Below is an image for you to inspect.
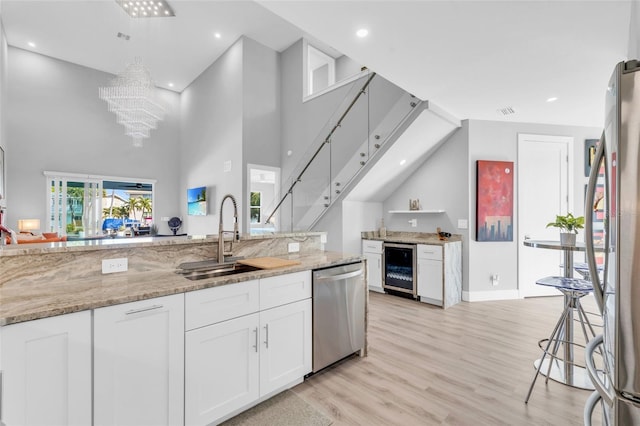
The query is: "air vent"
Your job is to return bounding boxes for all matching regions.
[497,106,516,116]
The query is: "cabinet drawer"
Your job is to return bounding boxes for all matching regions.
[417,244,443,261]
[185,280,260,330]
[362,239,383,254]
[260,271,311,310]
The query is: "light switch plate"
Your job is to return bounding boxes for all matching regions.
[102,258,128,274]
[457,219,468,229]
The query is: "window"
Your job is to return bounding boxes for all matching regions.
[250,191,261,224]
[306,44,335,96]
[46,172,155,238]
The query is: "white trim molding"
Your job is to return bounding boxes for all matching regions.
[463,289,522,302]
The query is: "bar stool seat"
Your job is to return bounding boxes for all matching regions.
[525,276,599,402]
[572,262,604,281]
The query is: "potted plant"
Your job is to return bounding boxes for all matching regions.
[546,213,585,245]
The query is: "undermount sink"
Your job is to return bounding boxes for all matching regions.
[175,261,261,281]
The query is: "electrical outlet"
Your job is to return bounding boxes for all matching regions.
[102,258,128,274]
[408,218,417,227]
[491,273,500,286]
[458,219,468,229]
[320,234,327,244]
[288,242,300,253]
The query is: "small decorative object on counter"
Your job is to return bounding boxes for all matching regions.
[379,218,387,237]
[546,213,584,246]
[409,199,421,210]
[437,227,451,241]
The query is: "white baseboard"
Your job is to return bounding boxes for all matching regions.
[462,289,522,302]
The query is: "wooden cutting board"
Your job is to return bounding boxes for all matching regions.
[237,257,301,270]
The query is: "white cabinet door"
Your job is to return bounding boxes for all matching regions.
[94,294,184,426]
[259,299,312,396]
[185,313,259,426]
[364,252,383,292]
[362,240,383,292]
[417,257,444,305]
[1,311,92,426]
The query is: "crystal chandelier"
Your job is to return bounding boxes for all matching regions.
[99,57,165,147]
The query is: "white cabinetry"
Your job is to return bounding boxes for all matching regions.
[417,242,462,308]
[417,244,444,305]
[0,311,92,426]
[185,312,260,425]
[362,239,383,292]
[94,293,185,426]
[259,299,312,396]
[185,271,312,426]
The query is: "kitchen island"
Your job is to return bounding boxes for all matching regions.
[0,232,365,426]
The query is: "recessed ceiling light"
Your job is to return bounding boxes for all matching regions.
[356,28,369,38]
[399,159,407,166]
[546,97,558,103]
[214,32,221,39]
[27,41,36,48]
[168,82,174,88]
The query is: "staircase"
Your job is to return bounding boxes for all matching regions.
[265,72,460,233]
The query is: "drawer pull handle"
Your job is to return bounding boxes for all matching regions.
[125,304,164,315]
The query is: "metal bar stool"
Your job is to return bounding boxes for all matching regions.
[572,262,604,281]
[525,276,599,403]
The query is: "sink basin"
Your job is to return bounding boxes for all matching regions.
[176,262,261,281]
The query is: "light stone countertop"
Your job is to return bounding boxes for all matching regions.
[0,250,361,326]
[0,232,325,257]
[361,231,463,246]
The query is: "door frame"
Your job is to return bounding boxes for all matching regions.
[517,133,574,298]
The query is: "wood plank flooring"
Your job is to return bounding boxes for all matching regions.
[293,292,603,425]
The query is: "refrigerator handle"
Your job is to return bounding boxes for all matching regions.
[585,131,607,314]
[585,334,614,406]
[583,390,602,426]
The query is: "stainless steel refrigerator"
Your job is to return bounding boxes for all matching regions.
[584,59,640,425]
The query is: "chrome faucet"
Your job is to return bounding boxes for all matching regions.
[218,194,240,263]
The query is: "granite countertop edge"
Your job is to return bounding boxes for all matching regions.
[0,251,361,326]
[0,232,325,257]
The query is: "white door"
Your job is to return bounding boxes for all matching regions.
[259,299,312,396]
[185,313,260,426]
[94,294,185,426]
[1,311,92,426]
[518,134,572,297]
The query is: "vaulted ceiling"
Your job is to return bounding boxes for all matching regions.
[1,0,632,127]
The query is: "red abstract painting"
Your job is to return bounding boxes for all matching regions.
[476,160,514,241]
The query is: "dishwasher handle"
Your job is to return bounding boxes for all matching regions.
[314,269,363,283]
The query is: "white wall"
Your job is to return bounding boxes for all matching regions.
[466,119,600,298]
[342,200,383,255]
[242,37,281,231]
[180,39,244,236]
[628,0,640,60]
[5,47,181,233]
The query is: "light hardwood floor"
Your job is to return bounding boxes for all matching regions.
[293,291,603,425]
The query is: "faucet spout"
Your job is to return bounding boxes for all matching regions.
[218,194,239,263]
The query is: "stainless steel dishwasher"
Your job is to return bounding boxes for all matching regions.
[312,261,365,373]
